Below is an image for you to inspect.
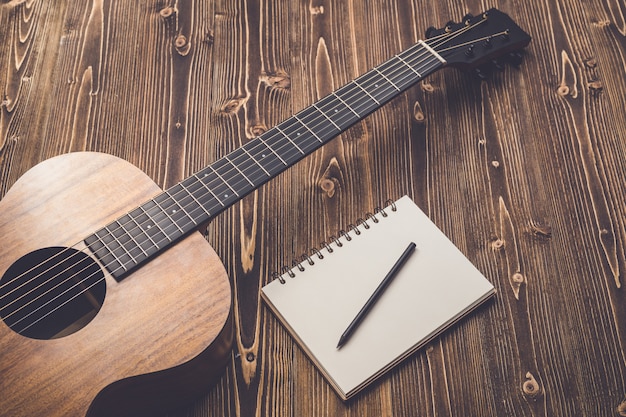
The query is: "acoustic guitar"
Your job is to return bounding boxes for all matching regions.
[0,9,530,417]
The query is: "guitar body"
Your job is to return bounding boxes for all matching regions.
[0,152,232,417]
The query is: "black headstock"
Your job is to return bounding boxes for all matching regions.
[425,9,531,77]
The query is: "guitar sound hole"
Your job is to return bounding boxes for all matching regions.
[0,247,106,340]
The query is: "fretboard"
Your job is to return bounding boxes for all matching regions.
[85,40,446,280]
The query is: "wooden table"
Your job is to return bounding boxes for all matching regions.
[1,0,625,416]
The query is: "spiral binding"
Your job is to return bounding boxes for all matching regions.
[273,199,398,284]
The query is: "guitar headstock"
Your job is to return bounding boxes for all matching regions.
[426,9,531,77]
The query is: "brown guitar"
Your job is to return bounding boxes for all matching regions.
[0,10,530,417]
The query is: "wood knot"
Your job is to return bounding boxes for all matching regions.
[512,272,525,284]
[617,400,626,416]
[530,220,552,240]
[220,97,247,114]
[413,101,425,123]
[491,160,500,168]
[319,178,336,197]
[421,80,434,93]
[174,35,191,56]
[491,238,505,251]
[249,124,267,136]
[557,85,570,96]
[159,6,175,18]
[587,79,603,92]
[584,58,597,68]
[522,372,542,399]
[261,72,291,90]
[309,5,324,15]
[205,30,214,45]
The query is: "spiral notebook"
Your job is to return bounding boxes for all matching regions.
[261,195,495,400]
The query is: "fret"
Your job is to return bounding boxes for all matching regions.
[312,103,341,131]
[195,170,225,207]
[180,176,213,216]
[141,199,176,242]
[318,94,358,131]
[274,124,305,155]
[84,232,121,276]
[208,164,240,198]
[109,218,149,260]
[294,105,336,143]
[243,139,283,175]
[352,79,380,105]
[354,69,398,105]
[86,226,132,276]
[240,145,270,177]
[331,91,360,118]
[224,154,256,186]
[293,114,323,143]
[373,67,400,91]
[153,192,187,234]
[122,210,160,256]
[165,185,204,225]
[395,54,422,77]
[257,134,288,166]
[179,181,211,218]
[100,226,134,267]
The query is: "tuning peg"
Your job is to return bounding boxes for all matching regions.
[445,20,456,31]
[508,51,524,66]
[474,68,488,80]
[491,59,505,71]
[425,26,437,38]
[462,13,474,21]
[465,44,475,57]
[483,36,493,49]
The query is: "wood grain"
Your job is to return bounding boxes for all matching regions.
[1,0,625,416]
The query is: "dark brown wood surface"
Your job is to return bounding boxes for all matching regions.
[1,0,625,416]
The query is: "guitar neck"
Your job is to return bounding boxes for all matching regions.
[85,41,446,280]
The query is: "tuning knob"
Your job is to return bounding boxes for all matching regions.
[508,51,524,66]
[491,59,504,71]
[462,13,474,22]
[465,44,475,57]
[474,68,488,80]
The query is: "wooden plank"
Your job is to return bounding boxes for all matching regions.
[1,0,625,416]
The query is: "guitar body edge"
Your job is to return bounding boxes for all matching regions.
[0,152,233,417]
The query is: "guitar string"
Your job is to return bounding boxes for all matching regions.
[1,19,487,330]
[0,26,461,302]
[1,17,497,332]
[0,18,486,326]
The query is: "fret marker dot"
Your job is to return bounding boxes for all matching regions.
[224,194,229,198]
[172,209,177,214]
[147,225,152,229]
[262,153,266,158]
[334,109,338,113]
[375,84,379,87]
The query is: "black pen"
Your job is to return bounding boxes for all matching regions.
[337,241,417,349]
